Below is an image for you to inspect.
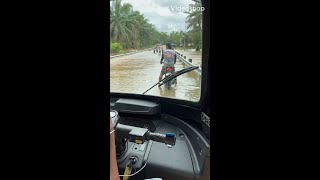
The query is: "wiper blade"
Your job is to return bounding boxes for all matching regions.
[161,66,199,84]
[142,66,199,95]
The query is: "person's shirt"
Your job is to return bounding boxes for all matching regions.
[161,49,176,66]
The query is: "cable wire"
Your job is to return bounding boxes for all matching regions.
[110,129,115,135]
[119,161,148,177]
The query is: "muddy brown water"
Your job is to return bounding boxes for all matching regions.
[110,50,201,102]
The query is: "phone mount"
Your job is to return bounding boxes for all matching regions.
[110,110,120,129]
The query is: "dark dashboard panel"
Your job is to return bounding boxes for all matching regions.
[146,141,194,180]
[116,115,209,180]
[113,98,160,115]
[117,118,195,180]
[118,117,157,132]
[111,98,210,180]
[145,122,195,180]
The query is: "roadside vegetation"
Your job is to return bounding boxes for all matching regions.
[110,0,202,55]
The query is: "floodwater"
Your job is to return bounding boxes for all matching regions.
[175,49,202,66]
[110,50,201,102]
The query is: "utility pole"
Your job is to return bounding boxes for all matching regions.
[184,20,186,51]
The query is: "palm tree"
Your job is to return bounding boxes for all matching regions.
[185,0,202,30]
[131,11,154,48]
[110,0,140,48]
[184,0,203,51]
[110,0,173,49]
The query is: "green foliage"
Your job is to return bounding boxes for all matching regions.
[169,31,182,46]
[185,0,203,51]
[110,0,139,48]
[110,0,202,51]
[110,42,123,53]
[188,29,201,51]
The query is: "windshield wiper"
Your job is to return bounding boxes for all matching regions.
[142,66,199,95]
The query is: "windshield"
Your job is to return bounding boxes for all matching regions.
[110,0,204,102]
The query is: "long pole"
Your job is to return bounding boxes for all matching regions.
[184,20,186,51]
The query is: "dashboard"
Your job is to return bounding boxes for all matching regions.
[110,98,210,180]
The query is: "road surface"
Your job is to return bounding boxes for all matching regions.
[110,50,201,102]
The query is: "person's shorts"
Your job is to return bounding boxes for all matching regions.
[161,66,175,74]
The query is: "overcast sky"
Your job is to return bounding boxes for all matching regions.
[110,0,194,33]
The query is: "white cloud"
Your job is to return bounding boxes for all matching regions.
[116,0,196,32]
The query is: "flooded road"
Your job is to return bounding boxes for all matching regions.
[110,50,201,101]
[175,49,202,66]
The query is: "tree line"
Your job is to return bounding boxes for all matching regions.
[110,0,202,52]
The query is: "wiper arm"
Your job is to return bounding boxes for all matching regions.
[142,66,199,95]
